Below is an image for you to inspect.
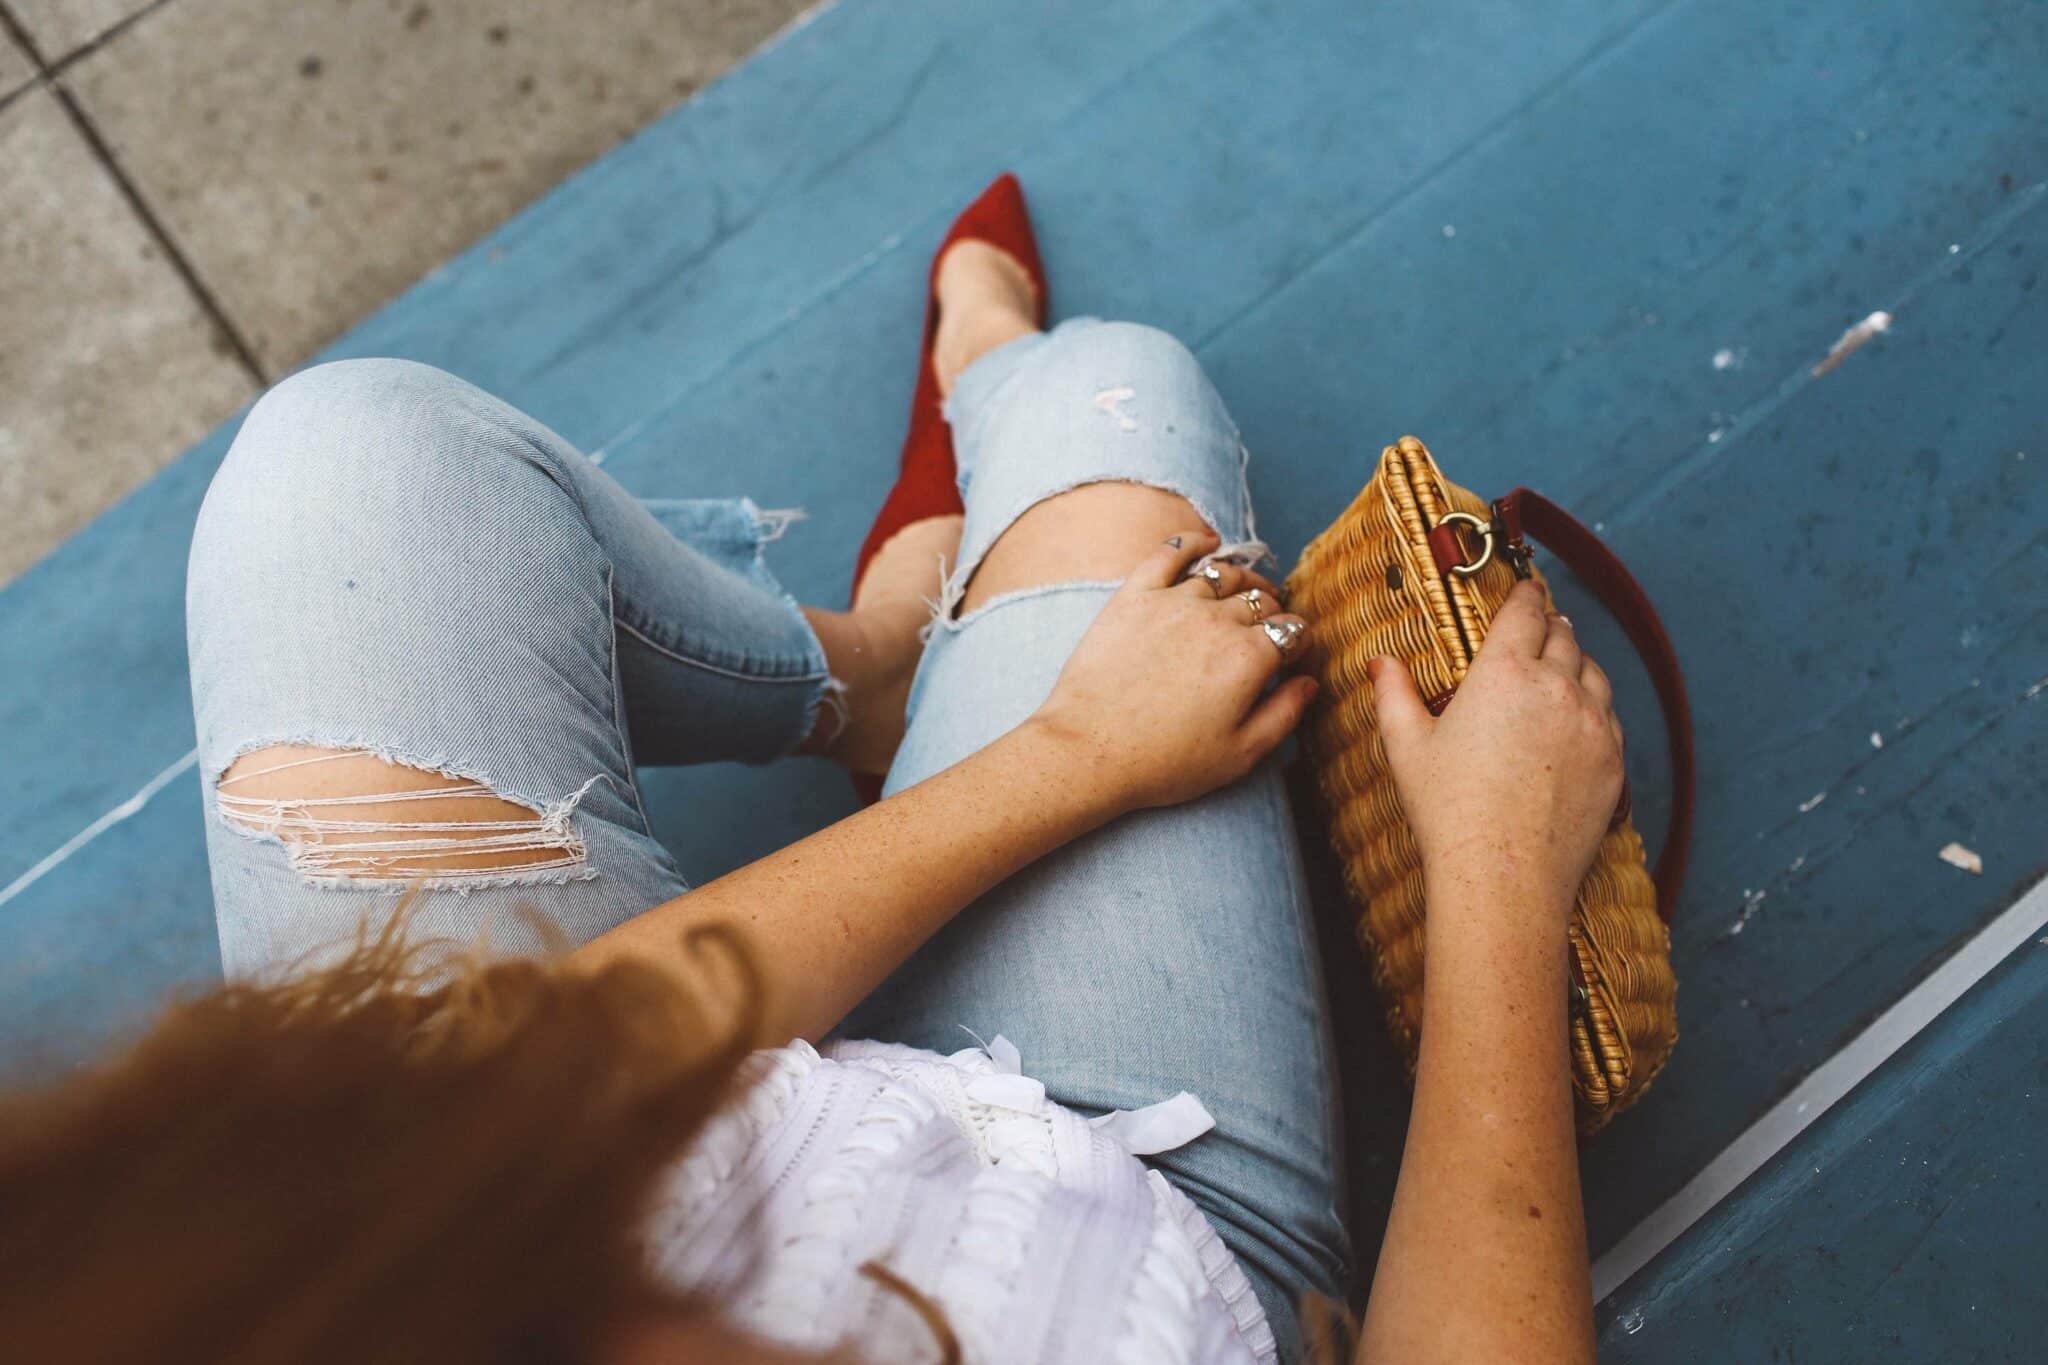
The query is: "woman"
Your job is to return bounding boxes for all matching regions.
[0,177,1618,1363]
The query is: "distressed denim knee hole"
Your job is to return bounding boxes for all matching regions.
[935,318,1268,630]
[215,744,597,888]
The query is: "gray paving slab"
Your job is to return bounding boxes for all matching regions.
[64,0,819,372]
[7,0,157,62]
[0,89,256,582]
[1,24,36,95]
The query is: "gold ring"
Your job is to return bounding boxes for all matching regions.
[1195,562,1227,598]
[1238,589,1268,623]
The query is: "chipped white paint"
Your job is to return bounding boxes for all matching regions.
[1798,790,1827,813]
[1938,842,1984,875]
[1811,310,1893,376]
[1711,347,1744,371]
[1726,887,1767,937]
[1869,730,1884,749]
[1441,224,1457,239]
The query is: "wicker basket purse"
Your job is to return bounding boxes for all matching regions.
[1286,437,1694,1133]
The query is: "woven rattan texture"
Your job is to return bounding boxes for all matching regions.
[1287,437,1677,1133]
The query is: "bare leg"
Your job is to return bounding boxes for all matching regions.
[959,481,1215,611]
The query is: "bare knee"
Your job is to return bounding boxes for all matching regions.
[956,481,1212,613]
[215,744,588,883]
[951,321,1249,613]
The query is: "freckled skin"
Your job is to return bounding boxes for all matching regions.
[1358,584,1613,1365]
[575,529,1312,1049]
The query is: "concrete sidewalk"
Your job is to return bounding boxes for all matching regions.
[0,0,815,584]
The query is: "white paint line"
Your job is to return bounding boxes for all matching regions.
[1594,872,2048,1302]
[0,749,199,911]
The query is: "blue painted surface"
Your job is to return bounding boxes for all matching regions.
[1,0,2043,1308]
[1600,928,2048,1363]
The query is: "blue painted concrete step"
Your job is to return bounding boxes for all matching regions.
[1601,921,2048,1362]
[2,0,2043,1298]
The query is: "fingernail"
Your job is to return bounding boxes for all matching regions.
[1556,613,1573,628]
[1365,656,1383,681]
[1304,678,1321,700]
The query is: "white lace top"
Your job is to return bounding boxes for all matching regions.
[644,1035,1276,1364]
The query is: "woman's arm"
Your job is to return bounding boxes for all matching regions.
[1356,581,1621,1365]
[574,717,1111,1046]
[573,530,1316,1049]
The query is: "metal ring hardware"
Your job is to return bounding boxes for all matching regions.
[1436,511,1495,577]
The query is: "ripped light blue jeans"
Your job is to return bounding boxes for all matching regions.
[187,318,1348,1348]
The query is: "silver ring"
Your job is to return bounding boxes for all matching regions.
[1238,588,1268,623]
[1194,562,1227,599]
[1261,619,1305,658]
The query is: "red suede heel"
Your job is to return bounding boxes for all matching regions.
[850,173,1049,601]
[846,174,1048,807]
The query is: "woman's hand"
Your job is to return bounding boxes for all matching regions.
[1027,529,1317,812]
[1368,579,1624,918]
[583,535,1310,1045]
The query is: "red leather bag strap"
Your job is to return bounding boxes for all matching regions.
[1496,489,1694,923]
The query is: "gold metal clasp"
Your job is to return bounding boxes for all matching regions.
[1437,511,1495,577]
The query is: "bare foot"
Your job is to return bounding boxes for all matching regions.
[802,513,962,776]
[931,239,1039,397]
